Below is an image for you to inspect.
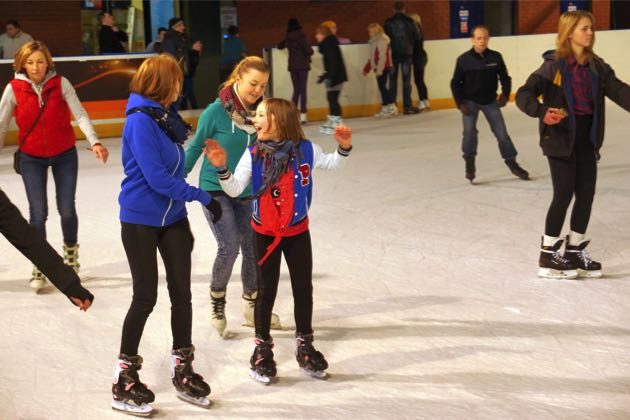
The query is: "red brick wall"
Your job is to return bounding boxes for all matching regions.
[0,2,82,57]
[235,0,449,56]
[592,1,611,30]
[517,0,610,35]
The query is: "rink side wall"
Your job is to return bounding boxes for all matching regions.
[1,30,629,145]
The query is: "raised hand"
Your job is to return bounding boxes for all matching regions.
[204,139,227,167]
[334,125,352,149]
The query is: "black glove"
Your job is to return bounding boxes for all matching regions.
[497,94,508,108]
[65,282,94,306]
[205,198,222,223]
[317,74,327,84]
[459,103,472,116]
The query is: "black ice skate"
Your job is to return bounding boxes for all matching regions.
[249,337,277,384]
[538,238,578,279]
[171,346,211,408]
[564,237,602,278]
[505,159,530,180]
[465,157,476,183]
[295,333,329,379]
[111,354,155,416]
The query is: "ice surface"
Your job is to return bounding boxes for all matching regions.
[1,104,630,419]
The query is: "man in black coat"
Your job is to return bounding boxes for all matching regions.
[98,11,128,54]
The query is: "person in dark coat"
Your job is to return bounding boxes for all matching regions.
[315,24,347,134]
[98,11,127,54]
[278,18,314,124]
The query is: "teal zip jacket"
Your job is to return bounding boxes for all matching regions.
[184,98,253,198]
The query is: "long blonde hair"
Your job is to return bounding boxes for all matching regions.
[555,10,595,60]
[220,56,269,91]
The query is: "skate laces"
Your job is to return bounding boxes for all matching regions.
[211,297,225,319]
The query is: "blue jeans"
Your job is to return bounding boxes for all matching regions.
[389,56,413,109]
[202,194,257,294]
[461,100,518,160]
[20,146,78,244]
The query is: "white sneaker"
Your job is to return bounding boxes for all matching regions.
[386,103,399,116]
[300,113,308,124]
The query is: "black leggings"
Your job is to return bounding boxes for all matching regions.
[120,218,194,356]
[545,115,597,237]
[254,230,313,341]
[413,58,428,101]
[327,90,342,117]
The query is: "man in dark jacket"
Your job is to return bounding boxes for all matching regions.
[450,25,529,183]
[98,11,127,54]
[161,17,202,110]
[384,1,420,114]
[0,189,93,308]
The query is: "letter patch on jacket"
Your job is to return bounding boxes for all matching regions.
[298,163,311,186]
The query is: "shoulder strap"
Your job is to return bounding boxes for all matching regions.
[18,90,50,150]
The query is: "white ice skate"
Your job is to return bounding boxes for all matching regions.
[249,368,274,385]
[210,290,227,337]
[176,390,212,408]
[111,399,154,417]
[242,292,282,329]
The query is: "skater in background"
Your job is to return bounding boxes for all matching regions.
[0,41,109,290]
[450,25,529,183]
[112,54,219,415]
[363,23,396,118]
[277,18,314,125]
[205,98,353,383]
[409,12,430,112]
[185,56,282,338]
[0,188,93,309]
[516,10,630,279]
[219,25,247,83]
[315,23,348,134]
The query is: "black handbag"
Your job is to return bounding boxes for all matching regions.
[14,94,49,175]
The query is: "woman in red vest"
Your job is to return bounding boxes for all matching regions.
[0,41,108,290]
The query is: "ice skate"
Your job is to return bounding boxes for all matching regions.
[210,290,227,337]
[564,237,602,278]
[538,238,578,279]
[465,157,476,183]
[249,337,277,384]
[373,106,389,118]
[63,243,80,273]
[242,291,282,330]
[171,346,211,408]
[505,159,530,180]
[300,112,308,125]
[319,115,335,134]
[295,333,328,380]
[111,354,155,416]
[29,265,48,291]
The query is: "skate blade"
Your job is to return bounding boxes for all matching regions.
[300,367,328,380]
[111,400,154,417]
[176,391,212,408]
[578,269,602,278]
[249,369,274,385]
[538,268,579,279]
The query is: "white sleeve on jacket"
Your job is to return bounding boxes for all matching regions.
[0,83,16,149]
[61,77,100,146]
[219,149,253,197]
[312,142,348,170]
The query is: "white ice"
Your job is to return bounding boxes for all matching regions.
[1,103,630,419]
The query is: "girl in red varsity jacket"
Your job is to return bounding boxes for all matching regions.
[206,98,352,382]
[0,41,108,289]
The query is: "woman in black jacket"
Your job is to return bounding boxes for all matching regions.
[315,24,348,134]
[278,18,314,124]
[516,10,630,280]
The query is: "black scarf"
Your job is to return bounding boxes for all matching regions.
[126,105,192,144]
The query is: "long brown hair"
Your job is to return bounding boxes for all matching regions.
[13,41,55,74]
[263,98,304,143]
[220,56,269,91]
[555,10,596,60]
[130,54,182,107]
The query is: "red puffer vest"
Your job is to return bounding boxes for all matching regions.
[11,74,76,158]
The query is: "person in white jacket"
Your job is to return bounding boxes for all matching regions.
[363,23,396,118]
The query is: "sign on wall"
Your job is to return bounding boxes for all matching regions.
[450,1,484,39]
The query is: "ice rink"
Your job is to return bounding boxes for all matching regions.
[1,103,630,419]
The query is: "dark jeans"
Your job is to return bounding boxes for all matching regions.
[201,195,257,293]
[461,100,518,161]
[254,231,313,341]
[0,189,81,291]
[390,56,413,109]
[413,56,428,101]
[176,76,198,110]
[20,146,78,244]
[376,68,394,106]
[326,90,342,117]
[545,115,597,237]
[119,218,194,356]
[290,70,309,112]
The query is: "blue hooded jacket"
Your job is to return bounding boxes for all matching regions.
[119,93,211,226]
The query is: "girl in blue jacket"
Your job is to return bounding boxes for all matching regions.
[112,55,221,415]
[206,98,352,383]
